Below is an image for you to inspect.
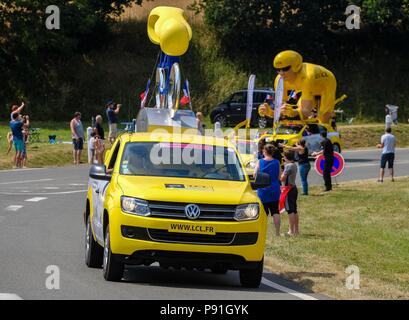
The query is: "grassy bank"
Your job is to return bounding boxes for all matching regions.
[339,123,409,150]
[264,177,409,299]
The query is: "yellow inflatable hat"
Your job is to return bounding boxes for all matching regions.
[148,6,192,56]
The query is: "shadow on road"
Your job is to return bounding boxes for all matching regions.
[345,158,375,163]
[120,265,319,296]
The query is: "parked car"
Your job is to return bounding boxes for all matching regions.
[210,88,274,128]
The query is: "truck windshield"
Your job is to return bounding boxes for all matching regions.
[120,142,246,181]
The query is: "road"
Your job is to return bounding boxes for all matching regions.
[0,148,408,300]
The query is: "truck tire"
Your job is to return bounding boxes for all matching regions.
[85,216,103,268]
[239,258,264,288]
[103,224,124,281]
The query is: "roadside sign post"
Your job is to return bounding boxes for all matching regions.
[314,152,345,178]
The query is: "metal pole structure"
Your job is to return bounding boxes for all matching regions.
[86,126,93,164]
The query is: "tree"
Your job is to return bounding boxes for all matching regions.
[189,0,351,49]
[359,0,409,31]
[190,0,281,47]
[0,0,143,117]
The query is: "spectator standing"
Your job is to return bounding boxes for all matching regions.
[280,151,299,236]
[9,113,28,168]
[94,135,105,164]
[255,144,282,237]
[94,115,105,164]
[94,115,105,140]
[10,102,25,120]
[70,112,85,165]
[282,139,310,195]
[377,127,396,182]
[257,138,266,160]
[196,112,205,135]
[89,132,96,164]
[385,108,392,131]
[312,131,334,192]
[106,101,121,144]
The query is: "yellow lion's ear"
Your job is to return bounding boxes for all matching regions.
[147,6,192,56]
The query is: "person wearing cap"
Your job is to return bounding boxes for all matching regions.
[259,50,337,124]
[105,101,121,144]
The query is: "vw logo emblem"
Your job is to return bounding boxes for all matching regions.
[185,204,200,220]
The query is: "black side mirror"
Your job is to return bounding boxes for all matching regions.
[89,164,111,181]
[251,172,270,190]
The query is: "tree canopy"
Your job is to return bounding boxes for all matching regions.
[0,0,143,115]
[190,0,409,48]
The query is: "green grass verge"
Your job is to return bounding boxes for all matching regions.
[339,123,409,149]
[264,177,409,299]
[0,121,96,169]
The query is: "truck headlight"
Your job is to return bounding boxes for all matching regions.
[234,203,259,221]
[121,196,151,216]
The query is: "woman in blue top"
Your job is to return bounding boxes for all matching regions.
[255,144,282,236]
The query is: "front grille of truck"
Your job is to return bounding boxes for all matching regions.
[148,201,237,221]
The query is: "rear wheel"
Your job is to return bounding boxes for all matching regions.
[85,216,103,268]
[239,258,264,288]
[102,224,124,281]
[214,114,228,127]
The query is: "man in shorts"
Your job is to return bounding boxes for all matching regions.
[377,127,396,182]
[70,112,85,165]
[106,101,121,144]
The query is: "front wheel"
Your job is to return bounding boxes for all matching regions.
[103,224,124,281]
[239,258,264,288]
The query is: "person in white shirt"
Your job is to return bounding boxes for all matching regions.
[377,127,396,182]
[385,108,392,131]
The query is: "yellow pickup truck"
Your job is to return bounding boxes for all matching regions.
[84,132,270,287]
